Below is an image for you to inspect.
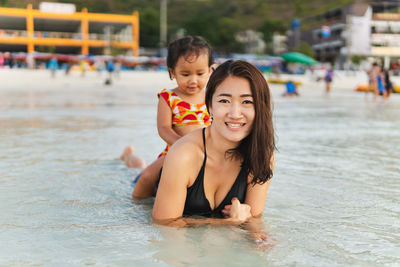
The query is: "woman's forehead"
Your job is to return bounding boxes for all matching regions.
[214,76,252,96]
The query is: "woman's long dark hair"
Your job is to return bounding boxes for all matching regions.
[205,60,275,185]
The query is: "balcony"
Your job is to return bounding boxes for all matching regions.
[0,29,27,38]
[371,33,400,47]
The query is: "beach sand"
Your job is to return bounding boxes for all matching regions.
[0,67,388,93]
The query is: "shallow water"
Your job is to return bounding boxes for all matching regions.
[1,70,399,266]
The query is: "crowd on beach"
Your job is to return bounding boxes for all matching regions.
[366,63,394,101]
[0,52,165,71]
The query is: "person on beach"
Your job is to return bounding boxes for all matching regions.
[152,60,275,230]
[120,36,214,198]
[80,59,88,77]
[324,66,333,94]
[376,65,387,100]
[282,81,299,97]
[105,59,115,85]
[383,68,393,100]
[367,63,379,99]
[48,56,58,78]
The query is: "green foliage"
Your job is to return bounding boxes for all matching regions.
[4,0,360,53]
[258,19,287,43]
[293,0,305,17]
[351,55,365,65]
[140,7,159,47]
[184,13,241,54]
[292,41,314,58]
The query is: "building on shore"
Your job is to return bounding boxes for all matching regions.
[0,3,139,56]
[287,1,400,69]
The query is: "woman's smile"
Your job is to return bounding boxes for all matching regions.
[225,122,246,130]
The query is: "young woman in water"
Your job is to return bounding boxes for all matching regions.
[152,60,276,228]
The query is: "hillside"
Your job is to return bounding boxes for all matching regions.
[2,0,360,52]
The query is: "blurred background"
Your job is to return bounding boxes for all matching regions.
[1,0,400,75]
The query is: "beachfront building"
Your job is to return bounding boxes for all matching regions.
[272,34,288,55]
[287,1,400,69]
[0,2,139,56]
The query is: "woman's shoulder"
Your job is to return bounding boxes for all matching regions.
[162,129,205,185]
[167,129,204,163]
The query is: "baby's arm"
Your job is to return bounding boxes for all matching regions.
[157,97,181,146]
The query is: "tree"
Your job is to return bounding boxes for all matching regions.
[258,19,287,44]
[292,41,314,58]
[139,7,160,48]
[350,55,365,66]
[184,13,241,54]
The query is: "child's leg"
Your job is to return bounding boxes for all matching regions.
[132,156,165,198]
[120,146,147,168]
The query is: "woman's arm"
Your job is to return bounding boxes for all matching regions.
[244,180,272,217]
[157,97,181,146]
[154,216,244,228]
[245,154,275,216]
[242,217,276,248]
[152,136,253,227]
[152,141,191,220]
[154,198,252,228]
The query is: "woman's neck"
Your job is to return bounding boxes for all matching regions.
[206,126,240,158]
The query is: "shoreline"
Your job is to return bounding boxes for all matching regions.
[1,68,399,93]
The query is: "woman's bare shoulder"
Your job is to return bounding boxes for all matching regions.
[166,128,204,164]
[161,128,205,186]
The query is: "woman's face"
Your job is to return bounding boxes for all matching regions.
[209,75,255,144]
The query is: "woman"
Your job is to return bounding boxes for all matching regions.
[152,60,275,227]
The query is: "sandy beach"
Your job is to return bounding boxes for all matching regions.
[1,67,399,93]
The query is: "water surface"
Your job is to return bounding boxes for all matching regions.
[0,70,399,266]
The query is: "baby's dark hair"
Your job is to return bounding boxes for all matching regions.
[167,36,214,77]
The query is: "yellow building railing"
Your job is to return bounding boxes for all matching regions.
[0,4,139,56]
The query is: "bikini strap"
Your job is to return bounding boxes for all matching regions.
[202,127,207,157]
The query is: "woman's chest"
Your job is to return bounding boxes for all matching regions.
[203,161,242,209]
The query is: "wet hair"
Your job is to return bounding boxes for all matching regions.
[205,60,275,185]
[167,36,214,79]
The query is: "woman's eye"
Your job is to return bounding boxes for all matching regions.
[243,100,253,104]
[218,99,229,103]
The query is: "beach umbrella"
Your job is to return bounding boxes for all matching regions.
[281,52,317,65]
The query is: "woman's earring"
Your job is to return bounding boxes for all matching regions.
[210,113,213,120]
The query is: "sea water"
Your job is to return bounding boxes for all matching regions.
[0,69,399,266]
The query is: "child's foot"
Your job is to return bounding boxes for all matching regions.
[120,146,147,168]
[120,146,135,162]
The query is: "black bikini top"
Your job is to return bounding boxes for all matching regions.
[183,128,248,218]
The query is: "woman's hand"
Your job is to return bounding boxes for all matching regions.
[251,231,276,249]
[222,197,252,223]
